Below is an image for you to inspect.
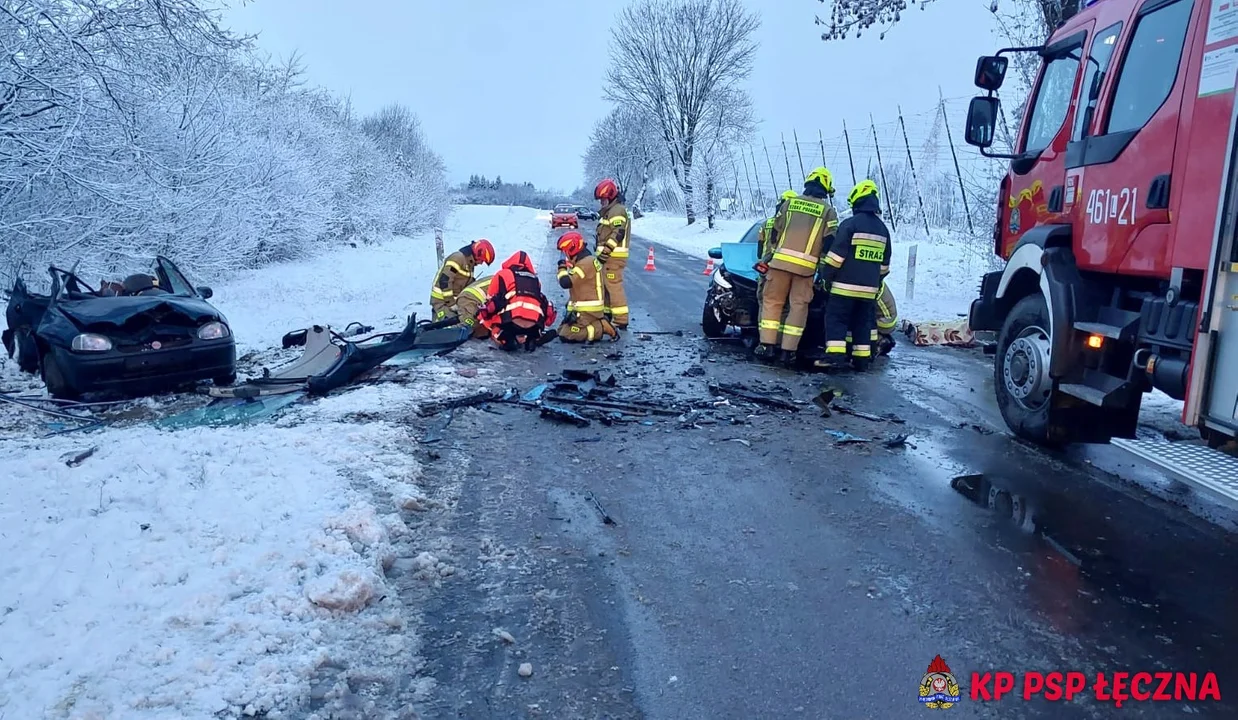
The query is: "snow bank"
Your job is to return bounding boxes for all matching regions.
[635,211,994,323]
[210,204,550,353]
[0,415,407,717]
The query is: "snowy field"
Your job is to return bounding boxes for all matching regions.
[0,204,550,720]
[635,211,995,322]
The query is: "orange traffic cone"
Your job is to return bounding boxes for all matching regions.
[702,257,715,275]
[644,246,656,271]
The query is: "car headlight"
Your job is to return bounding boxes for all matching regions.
[71,333,113,352]
[198,321,230,340]
[711,268,732,289]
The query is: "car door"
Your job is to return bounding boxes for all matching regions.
[1002,26,1090,256]
[1067,0,1195,274]
[156,256,196,296]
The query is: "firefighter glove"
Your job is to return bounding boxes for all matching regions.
[565,311,579,324]
[482,299,498,317]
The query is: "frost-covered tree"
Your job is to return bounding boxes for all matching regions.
[581,107,666,214]
[606,0,760,224]
[0,0,449,283]
[815,0,1065,42]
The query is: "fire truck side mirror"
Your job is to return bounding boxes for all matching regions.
[965,96,1000,149]
[975,55,1009,91]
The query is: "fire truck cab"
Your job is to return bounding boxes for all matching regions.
[964,0,1238,503]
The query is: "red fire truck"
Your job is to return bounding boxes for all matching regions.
[964,0,1238,502]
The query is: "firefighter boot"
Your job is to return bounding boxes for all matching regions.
[534,329,559,347]
[814,354,850,372]
[877,334,896,357]
[851,355,872,372]
[753,343,777,363]
[780,349,798,368]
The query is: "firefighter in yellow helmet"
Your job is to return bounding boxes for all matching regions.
[753,168,840,367]
[815,180,891,372]
[594,178,632,329]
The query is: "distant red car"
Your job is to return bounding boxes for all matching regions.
[550,205,578,229]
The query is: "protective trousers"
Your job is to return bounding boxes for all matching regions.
[430,298,456,322]
[824,295,876,366]
[454,296,490,338]
[758,268,814,351]
[601,256,629,328]
[558,312,616,343]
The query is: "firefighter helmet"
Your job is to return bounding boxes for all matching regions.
[557,231,586,257]
[848,180,880,207]
[594,178,619,202]
[805,167,835,195]
[471,238,496,265]
[544,299,557,327]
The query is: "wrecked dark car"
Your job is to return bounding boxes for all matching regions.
[3,256,236,399]
[701,220,826,361]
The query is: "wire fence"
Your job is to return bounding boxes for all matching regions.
[648,95,1017,258]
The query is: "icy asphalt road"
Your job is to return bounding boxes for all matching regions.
[407,224,1238,719]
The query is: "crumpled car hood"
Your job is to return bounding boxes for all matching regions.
[54,296,223,329]
[720,242,759,283]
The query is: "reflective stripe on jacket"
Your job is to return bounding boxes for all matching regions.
[821,195,890,300]
[490,268,545,324]
[558,250,605,313]
[767,194,840,277]
[431,248,476,302]
[597,201,632,259]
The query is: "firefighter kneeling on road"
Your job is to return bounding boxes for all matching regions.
[754,168,840,367]
[480,251,557,351]
[455,275,494,339]
[815,180,892,372]
[430,238,496,321]
[594,178,631,329]
[555,231,619,343]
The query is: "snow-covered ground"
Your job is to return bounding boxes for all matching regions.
[0,204,550,720]
[635,211,995,323]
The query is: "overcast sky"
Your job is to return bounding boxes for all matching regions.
[222,1,1002,192]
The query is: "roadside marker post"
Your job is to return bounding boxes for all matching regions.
[907,244,917,302]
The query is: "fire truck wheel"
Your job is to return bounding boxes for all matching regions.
[995,294,1056,444]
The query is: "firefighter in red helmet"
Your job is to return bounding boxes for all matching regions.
[555,231,618,342]
[481,251,557,351]
[593,178,632,329]
[430,238,495,321]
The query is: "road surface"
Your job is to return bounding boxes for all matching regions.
[405,222,1238,719]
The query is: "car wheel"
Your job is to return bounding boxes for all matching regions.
[213,372,237,387]
[994,294,1057,445]
[41,349,81,401]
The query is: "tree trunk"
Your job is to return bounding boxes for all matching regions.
[680,160,695,225]
[706,175,715,229]
[633,159,654,216]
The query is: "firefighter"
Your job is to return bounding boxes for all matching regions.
[455,275,494,339]
[815,180,891,372]
[483,251,558,351]
[593,178,631,329]
[754,189,800,330]
[754,168,840,367]
[555,231,619,343]
[875,279,898,356]
[430,238,496,320]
